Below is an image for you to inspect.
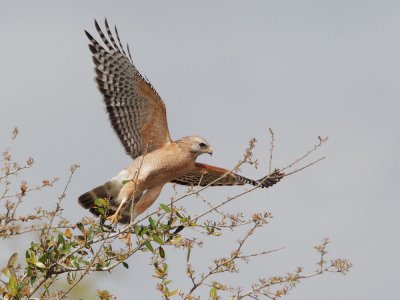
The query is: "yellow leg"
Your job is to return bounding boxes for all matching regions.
[106,196,128,224]
[107,180,138,224]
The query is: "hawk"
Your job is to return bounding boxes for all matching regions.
[79,19,284,224]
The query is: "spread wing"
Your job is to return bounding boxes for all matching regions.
[172,163,284,188]
[85,19,172,159]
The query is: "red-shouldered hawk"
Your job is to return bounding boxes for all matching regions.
[79,19,284,224]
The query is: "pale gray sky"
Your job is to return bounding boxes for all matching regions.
[1,1,399,299]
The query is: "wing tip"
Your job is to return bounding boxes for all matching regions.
[84,29,94,41]
[258,169,285,188]
[94,18,101,32]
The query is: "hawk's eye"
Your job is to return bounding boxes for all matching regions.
[199,142,207,148]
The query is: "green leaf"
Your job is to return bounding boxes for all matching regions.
[73,260,80,268]
[140,226,148,237]
[94,198,108,207]
[58,233,65,245]
[144,241,154,253]
[60,242,72,254]
[7,253,18,269]
[149,217,156,229]
[86,227,94,240]
[35,261,46,269]
[134,225,141,236]
[174,225,185,234]
[162,263,168,272]
[152,235,164,245]
[75,235,86,243]
[210,287,218,299]
[122,262,129,269]
[8,274,18,296]
[7,253,18,279]
[159,246,165,259]
[168,290,179,297]
[160,203,171,213]
[26,258,36,265]
[38,254,48,263]
[186,247,191,262]
[164,279,172,285]
[76,222,84,232]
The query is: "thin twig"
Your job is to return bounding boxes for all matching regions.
[284,156,325,177]
[268,128,275,174]
[281,137,327,172]
[44,165,78,239]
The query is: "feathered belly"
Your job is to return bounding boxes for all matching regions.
[128,152,195,190]
[144,162,193,188]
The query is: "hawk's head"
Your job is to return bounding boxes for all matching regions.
[177,136,213,157]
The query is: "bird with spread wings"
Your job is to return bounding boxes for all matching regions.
[79,19,284,224]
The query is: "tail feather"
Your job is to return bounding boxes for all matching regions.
[78,180,122,210]
[78,180,136,224]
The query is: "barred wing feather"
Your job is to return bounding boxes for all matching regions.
[85,19,171,159]
[172,163,284,188]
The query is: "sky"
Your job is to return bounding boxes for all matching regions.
[1,1,399,299]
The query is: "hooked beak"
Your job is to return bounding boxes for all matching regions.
[206,147,213,156]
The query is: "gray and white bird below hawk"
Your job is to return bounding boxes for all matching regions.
[79,19,284,224]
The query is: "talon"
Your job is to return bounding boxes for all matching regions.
[106,213,120,224]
